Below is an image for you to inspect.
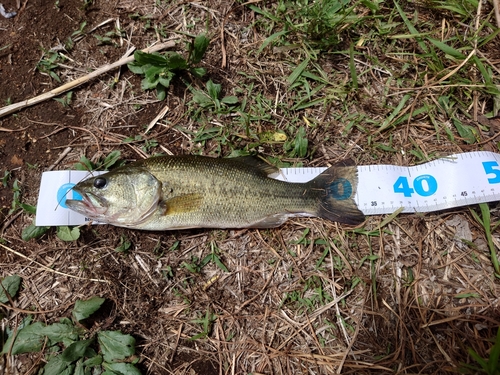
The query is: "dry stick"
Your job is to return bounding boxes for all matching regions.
[145,105,169,133]
[494,0,500,28]
[0,40,177,119]
[47,146,72,171]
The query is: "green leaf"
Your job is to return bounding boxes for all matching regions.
[98,331,136,363]
[43,355,75,374]
[133,51,167,66]
[49,71,62,83]
[453,118,476,144]
[83,354,103,367]
[488,328,500,373]
[454,292,480,298]
[57,226,81,241]
[1,322,46,355]
[192,91,212,107]
[213,256,229,272]
[102,362,142,375]
[158,71,174,88]
[206,80,221,100]
[472,56,493,85]
[221,96,238,105]
[144,65,164,81]
[247,4,281,22]
[39,322,80,345]
[0,275,21,303]
[61,338,94,362]
[22,223,50,241]
[190,67,206,78]
[360,0,380,12]
[74,359,85,375]
[141,78,157,91]
[378,94,411,132]
[103,151,122,169]
[468,347,490,370]
[73,296,105,322]
[156,84,167,101]
[18,202,36,214]
[166,53,188,70]
[190,34,210,64]
[127,62,146,74]
[394,0,428,53]
[74,155,95,171]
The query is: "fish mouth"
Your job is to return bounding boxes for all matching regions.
[66,192,108,218]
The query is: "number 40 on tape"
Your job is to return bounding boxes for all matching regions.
[392,161,500,198]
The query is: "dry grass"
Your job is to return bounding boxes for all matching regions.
[1,0,500,374]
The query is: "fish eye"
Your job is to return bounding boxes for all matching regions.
[93,177,107,189]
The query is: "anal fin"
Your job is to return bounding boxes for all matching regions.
[249,213,292,228]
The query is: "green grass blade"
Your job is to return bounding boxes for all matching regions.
[257,30,289,54]
[468,347,490,371]
[247,4,281,22]
[472,56,493,85]
[488,327,500,373]
[479,203,500,277]
[394,1,428,53]
[379,207,404,228]
[427,38,466,59]
[378,94,411,132]
[287,58,310,85]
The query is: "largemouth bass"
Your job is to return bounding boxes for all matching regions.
[66,155,365,230]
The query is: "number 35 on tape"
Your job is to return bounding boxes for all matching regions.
[354,151,500,215]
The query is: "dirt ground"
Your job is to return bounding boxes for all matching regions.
[1,0,500,374]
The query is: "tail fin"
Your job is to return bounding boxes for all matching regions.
[309,159,365,225]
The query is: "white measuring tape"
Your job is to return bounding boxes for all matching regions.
[36,151,500,226]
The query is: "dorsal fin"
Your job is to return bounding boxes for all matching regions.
[230,156,279,176]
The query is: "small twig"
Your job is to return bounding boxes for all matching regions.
[169,323,183,364]
[0,301,73,315]
[0,125,29,132]
[145,105,169,133]
[0,40,177,119]
[47,146,72,171]
[0,211,22,235]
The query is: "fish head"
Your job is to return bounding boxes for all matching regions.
[66,167,162,226]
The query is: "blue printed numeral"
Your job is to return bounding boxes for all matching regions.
[482,161,500,184]
[393,175,438,197]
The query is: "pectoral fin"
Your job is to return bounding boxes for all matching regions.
[159,194,204,215]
